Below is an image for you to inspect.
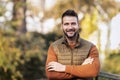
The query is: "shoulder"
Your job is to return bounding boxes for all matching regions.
[81,38,94,46]
[51,37,64,47]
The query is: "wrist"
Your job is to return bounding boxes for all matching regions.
[63,65,66,72]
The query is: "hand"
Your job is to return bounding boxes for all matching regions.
[47,61,66,72]
[82,57,94,65]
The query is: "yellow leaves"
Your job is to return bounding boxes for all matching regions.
[80,9,98,39]
[0,4,6,16]
[103,52,120,74]
[0,34,21,68]
[0,31,24,79]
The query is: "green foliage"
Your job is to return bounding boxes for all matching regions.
[0,30,45,79]
[44,32,62,50]
[0,28,62,79]
[0,30,22,80]
[0,4,6,16]
[103,50,120,74]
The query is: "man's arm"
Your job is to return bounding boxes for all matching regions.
[65,45,100,77]
[47,45,100,78]
[46,45,74,79]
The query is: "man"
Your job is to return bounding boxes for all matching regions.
[46,9,100,80]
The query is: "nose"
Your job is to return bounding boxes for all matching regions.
[68,24,73,29]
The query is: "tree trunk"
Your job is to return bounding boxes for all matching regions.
[12,0,27,35]
[40,0,45,33]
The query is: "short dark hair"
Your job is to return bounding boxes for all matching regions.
[61,9,78,23]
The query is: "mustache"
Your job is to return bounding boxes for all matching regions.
[66,29,75,32]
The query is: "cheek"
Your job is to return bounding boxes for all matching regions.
[62,26,67,31]
[75,26,79,30]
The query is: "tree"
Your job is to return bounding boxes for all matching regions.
[12,0,27,35]
[40,0,45,33]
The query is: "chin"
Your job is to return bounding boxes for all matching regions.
[67,35,75,38]
[67,34,74,37]
[68,35,74,38]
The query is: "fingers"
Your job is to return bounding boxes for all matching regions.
[47,65,55,71]
[87,57,94,64]
[47,64,54,71]
[82,57,94,65]
[47,61,56,71]
[46,61,65,72]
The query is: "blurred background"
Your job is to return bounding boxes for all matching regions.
[0,0,120,80]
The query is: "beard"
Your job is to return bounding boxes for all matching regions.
[63,28,79,40]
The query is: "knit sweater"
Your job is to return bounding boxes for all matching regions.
[46,37,100,80]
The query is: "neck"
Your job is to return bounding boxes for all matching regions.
[66,34,79,47]
[66,37,77,44]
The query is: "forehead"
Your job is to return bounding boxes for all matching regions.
[62,16,78,23]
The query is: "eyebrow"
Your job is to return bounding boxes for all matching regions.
[63,22,76,24]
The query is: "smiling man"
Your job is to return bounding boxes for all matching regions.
[46,9,100,80]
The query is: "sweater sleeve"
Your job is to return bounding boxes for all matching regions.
[65,45,100,78]
[46,45,74,79]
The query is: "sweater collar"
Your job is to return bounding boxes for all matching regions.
[61,34,81,48]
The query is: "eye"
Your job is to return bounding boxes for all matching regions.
[71,22,76,25]
[64,23,69,26]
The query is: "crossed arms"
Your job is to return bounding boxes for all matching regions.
[46,45,100,79]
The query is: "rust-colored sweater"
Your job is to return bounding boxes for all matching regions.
[46,45,100,80]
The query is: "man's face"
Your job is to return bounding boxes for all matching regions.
[62,16,79,38]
